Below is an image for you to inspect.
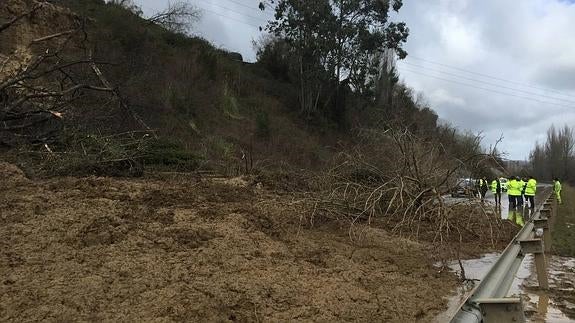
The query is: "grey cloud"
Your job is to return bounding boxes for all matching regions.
[532,64,575,91]
[398,0,575,159]
[136,0,267,61]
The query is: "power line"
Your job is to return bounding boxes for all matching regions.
[217,0,276,20]
[195,5,263,28]
[194,0,271,24]
[398,67,574,109]
[406,56,575,99]
[398,61,575,105]
[136,2,264,29]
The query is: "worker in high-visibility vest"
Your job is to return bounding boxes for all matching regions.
[507,176,521,209]
[524,176,537,209]
[491,178,501,205]
[553,178,562,204]
[517,177,526,207]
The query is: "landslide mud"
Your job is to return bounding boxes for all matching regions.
[0,163,456,322]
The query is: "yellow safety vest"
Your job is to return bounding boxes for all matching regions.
[554,181,562,192]
[525,179,537,196]
[508,179,520,196]
[491,180,499,193]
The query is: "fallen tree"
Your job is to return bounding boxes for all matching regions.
[305,127,513,270]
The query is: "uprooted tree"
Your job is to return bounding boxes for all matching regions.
[307,127,509,260]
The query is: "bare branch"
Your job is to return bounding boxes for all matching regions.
[146,1,201,34]
[31,30,76,44]
[7,84,114,111]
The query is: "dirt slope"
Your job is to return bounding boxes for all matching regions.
[0,0,78,81]
[0,163,456,322]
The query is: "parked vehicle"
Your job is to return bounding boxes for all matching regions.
[499,177,508,191]
[451,178,477,198]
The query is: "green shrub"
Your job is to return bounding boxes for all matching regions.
[255,111,271,138]
[142,138,201,170]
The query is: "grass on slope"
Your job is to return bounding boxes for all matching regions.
[552,185,575,257]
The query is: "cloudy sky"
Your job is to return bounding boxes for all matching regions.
[135,0,575,160]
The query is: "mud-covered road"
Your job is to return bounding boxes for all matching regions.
[0,163,458,322]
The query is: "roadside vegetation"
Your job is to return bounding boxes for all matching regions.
[530,125,575,182]
[553,185,575,257]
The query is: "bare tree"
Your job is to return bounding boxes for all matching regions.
[308,127,501,244]
[147,2,201,34]
[107,0,143,16]
[530,124,575,182]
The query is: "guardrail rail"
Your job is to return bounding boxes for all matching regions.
[450,189,556,323]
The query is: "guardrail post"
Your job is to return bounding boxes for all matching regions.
[519,239,549,289]
[553,196,558,214]
[540,208,551,220]
[476,298,526,323]
[544,200,555,218]
[548,195,558,227]
[548,193,557,210]
[533,219,551,253]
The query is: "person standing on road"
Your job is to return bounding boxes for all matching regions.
[507,176,520,209]
[525,176,537,209]
[554,178,563,204]
[478,177,488,201]
[491,178,501,205]
[517,177,526,207]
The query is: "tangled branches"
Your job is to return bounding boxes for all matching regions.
[310,128,507,247]
[0,1,120,147]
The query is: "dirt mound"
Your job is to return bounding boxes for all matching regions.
[78,216,127,247]
[0,175,457,322]
[0,162,28,184]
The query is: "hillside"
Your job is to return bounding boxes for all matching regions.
[1,0,339,176]
[1,0,499,181]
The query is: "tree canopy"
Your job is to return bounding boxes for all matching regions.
[530,125,575,182]
[258,0,409,125]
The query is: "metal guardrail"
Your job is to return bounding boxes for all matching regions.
[450,188,555,323]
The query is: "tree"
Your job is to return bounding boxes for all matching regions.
[107,0,143,16]
[108,0,200,34]
[259,0,409,125]
[147,2,201,34]
[529,125,575,183]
